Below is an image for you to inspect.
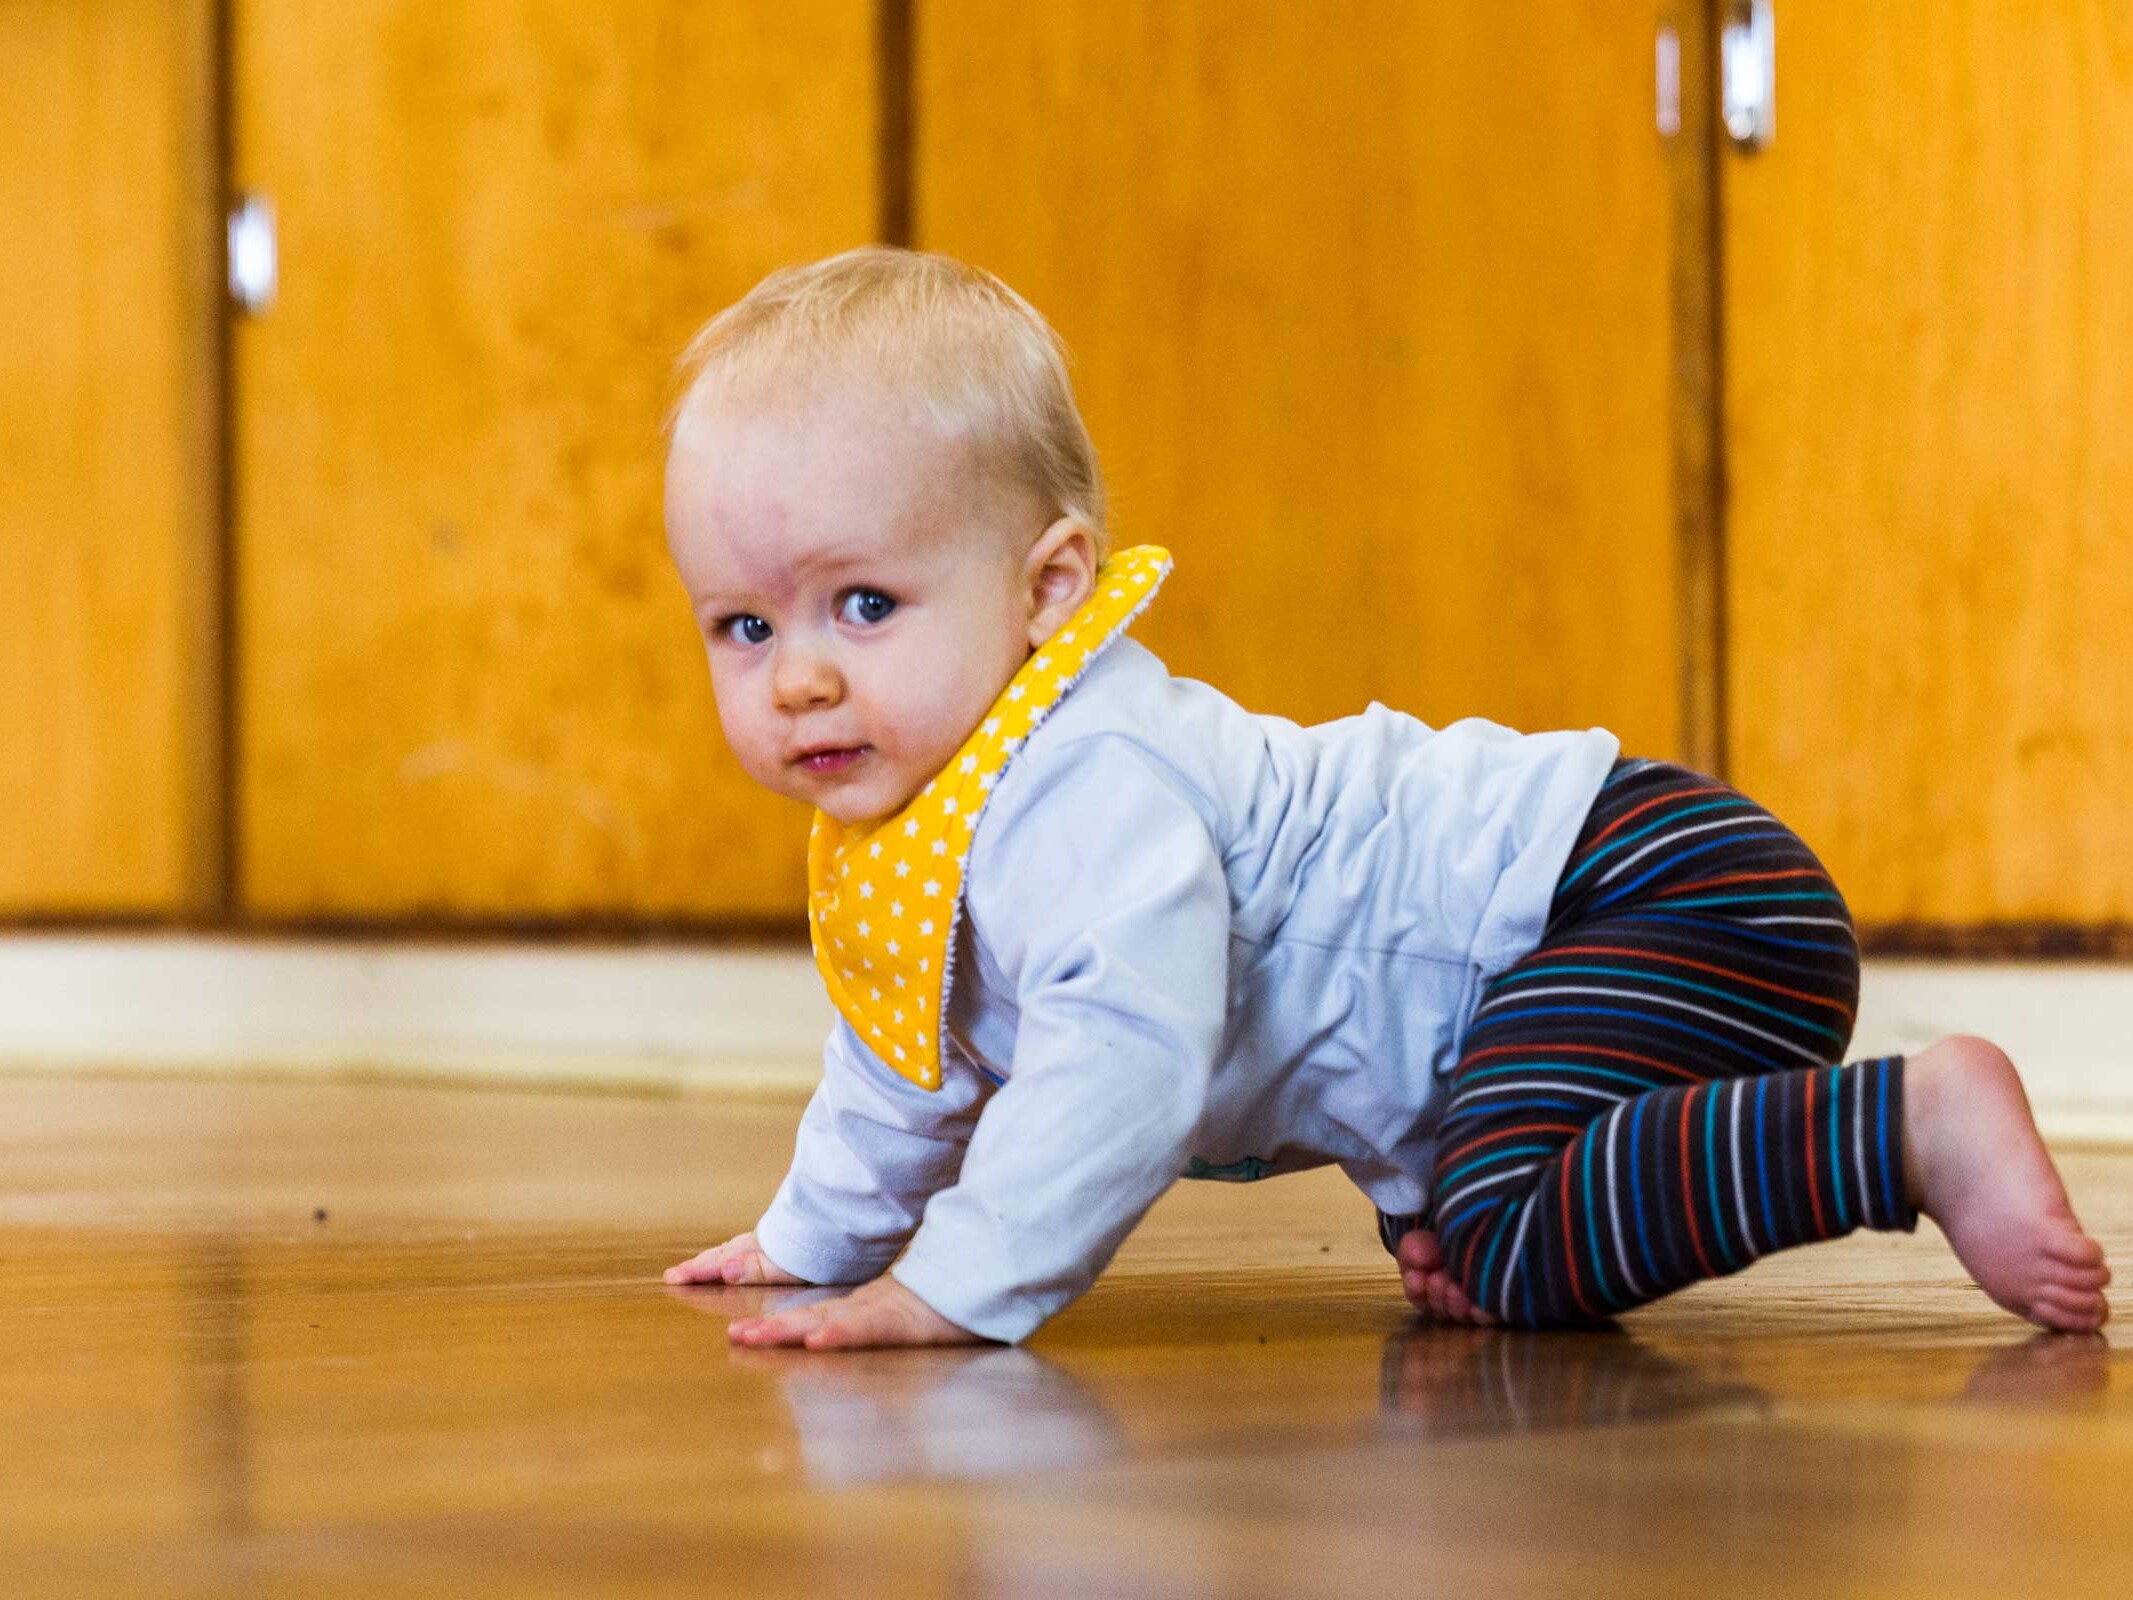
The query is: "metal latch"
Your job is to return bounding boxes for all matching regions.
[227,194,278,314]
[1721,0,1776,151]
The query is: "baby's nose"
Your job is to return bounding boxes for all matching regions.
[773,649,842,708]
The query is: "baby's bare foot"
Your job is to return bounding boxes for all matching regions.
[1395,1228,1498,1326]
[1903,1036,2112,1333]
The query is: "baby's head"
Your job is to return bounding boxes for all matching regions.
[664,247,1107,827]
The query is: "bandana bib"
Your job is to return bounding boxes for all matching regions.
[806,544,1174,1089]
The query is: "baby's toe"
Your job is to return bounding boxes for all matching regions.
[1396,1230,1444,1273]
[2047,1261,2113,1293]
[2033,1286,2108,1332]
[2043,1231,2107,1270]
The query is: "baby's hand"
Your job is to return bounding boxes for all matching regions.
[727,1273,983,1351]
[663,1231,808,1288]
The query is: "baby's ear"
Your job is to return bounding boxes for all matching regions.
[1025,517,1098,644]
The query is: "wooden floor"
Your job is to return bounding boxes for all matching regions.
[4,1073,2130,1598]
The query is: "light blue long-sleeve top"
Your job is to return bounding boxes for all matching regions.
[753,637,1621,1342]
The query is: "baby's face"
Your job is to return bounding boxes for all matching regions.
[665,390,1056,827]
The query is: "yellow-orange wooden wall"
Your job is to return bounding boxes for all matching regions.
[3,1,2129,947]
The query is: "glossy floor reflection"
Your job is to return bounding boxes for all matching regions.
[3,1074,2129,1597]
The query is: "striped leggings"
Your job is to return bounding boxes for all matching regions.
[1383,756,1918,1328]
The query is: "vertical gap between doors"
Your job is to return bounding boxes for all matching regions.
[1669,1,1729,780]
[877,0,916,246]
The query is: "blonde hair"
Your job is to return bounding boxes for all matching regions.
[671,247,1107,557]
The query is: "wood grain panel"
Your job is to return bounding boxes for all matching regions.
[231,1,876,919]
[917,2,1681,754]
[1725,1,2133,925]
[0,0,221,915]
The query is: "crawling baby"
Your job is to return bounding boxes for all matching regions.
[660,247,2110,1349]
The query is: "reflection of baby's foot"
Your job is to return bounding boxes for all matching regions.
[1903,1036,2113,1333]
[1959,1331,2112,1409]
[1380,1326,1501,1414]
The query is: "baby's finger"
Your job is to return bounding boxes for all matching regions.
[801,1301,895,1351]
[721,1250,777,1285]
[664,1243,741,1285]
[728,1300,832,1348]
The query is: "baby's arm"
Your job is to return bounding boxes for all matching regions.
[734,738,1234,1349]
[665,1015,986,1291]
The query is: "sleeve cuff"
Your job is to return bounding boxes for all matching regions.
[890,1245,1057,1345]
[753,1204,899,1287]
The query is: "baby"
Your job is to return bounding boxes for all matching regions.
[660,246,2111,1350]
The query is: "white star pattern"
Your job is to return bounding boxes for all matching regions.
[857,881,873,900]
[889,900,903,918]
[923,879,940,896]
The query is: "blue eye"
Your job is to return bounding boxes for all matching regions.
[721,615,772,646]
[840,589,896,626]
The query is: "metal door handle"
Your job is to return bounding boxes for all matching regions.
[1721,0,1776,151]
[227,194,278,314]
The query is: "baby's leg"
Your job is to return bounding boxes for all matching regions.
[1413,756,2111,1331]
[1428,1041,2109,1331]
[1433,1052,1918,1327]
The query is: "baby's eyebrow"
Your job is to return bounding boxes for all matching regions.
[707,545,901,604]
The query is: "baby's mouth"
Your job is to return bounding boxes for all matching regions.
[796,746,869,775]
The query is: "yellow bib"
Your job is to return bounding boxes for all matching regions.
[806,544,1175,1089]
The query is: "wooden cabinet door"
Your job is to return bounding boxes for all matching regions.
[230,1,877,921]
[1725,2,2133,932]
[917,2,1683,754]
[0,0,220,915]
